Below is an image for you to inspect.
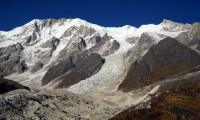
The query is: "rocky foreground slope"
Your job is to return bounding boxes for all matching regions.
[111,77,200,120]
[0,78,120,120]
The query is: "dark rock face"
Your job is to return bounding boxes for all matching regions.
[25,33,37,46]
[189,23,200,45]
[30,61,43,73]
[126,36,139,44]
[111,81,200,120]
[102,40,120,56]
[40,37,60,55]
[0,43,23,57]
[0,77,30,94]
[78,38,87,51]
[57,37,88,64]
[88,34,112,55]
[125,32,157,67]
[197,41,200,51]
[0,43,27,77]
[87,35,101,46]
[119,37,200,92]
[176,22,200,48]
[16,60,28,73]
[42,58,76,86]
[87,34,120,56]
[40,37,60,50]
[54,53,105,88]
[175,32,190,45]
[36,37,60,64]
[37,49,52,64]
[0,60,18,77]
[58,45,88,66]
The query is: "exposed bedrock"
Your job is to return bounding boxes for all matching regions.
[119,37,200,92]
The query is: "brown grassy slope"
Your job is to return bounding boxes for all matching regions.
[111,81,200,120]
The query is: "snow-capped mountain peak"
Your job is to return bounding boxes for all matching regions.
[1,18,197,94]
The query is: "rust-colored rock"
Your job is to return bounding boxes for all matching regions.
[111,81,200,120]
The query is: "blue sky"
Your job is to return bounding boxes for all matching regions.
[0,0,200,31]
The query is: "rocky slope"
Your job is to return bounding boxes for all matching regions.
[0,88,119,120]
[111,76,200,120]
[0,43,26,77]
[118,37,200,92]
